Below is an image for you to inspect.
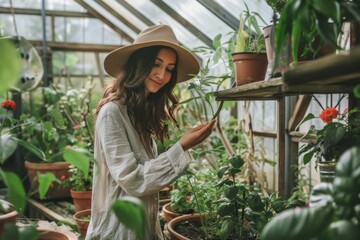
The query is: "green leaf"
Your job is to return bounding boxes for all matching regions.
[303,150,315,165]
[217,166,228,179]
[229,154,244,169]
[112,196,146,240]
[224,186,238,200]
[63,147,90,178]
[49,109,66,130]
[217,202,233,217]
[353,84,360,98]
[37,172,56,199]
[313,0,340,25]
[16,138,47,162]
[261,204,334,240]
[212,34,222,48]
[19,225,40,240]
[291,19,301,64]
[220,218,234,240]
[324,124,346,145]
[316,15,338,48]
[295,113,316,131]
[0,133,17,164]
[0,169,26,213]
[0,38,21,93]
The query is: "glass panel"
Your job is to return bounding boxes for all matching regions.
[104,0,148,30]
[0,14,51,40]
[0,0,83,11]
[214,0,273,26]
[163,0,233,40]
[83,0,137,39]
[52,51,99,76]
[125,0,208,50]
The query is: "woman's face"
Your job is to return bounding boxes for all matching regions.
[144,47,176,97]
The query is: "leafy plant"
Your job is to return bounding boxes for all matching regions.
[297,95,360,166]
[265,0,288,13]
[261,146,360,240]
[234,3,267,53]
[274,0,360,66]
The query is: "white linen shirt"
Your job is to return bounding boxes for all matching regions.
[85,102,191,240]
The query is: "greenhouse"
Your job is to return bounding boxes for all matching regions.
[0,0,360,239]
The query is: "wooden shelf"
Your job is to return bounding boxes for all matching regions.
[214,47,360,101]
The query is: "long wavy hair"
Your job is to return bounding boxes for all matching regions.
[95,46,179,153]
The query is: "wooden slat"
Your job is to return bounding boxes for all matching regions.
[27,199,73,223]
[277,98,286,198]
[284,47,360,84]
[288,95,312,131]
[30,41,119,52]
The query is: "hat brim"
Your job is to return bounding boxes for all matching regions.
[104,41,200,83]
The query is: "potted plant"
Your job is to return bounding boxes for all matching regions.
[73,208,91,238]
[297,94,360,182]
[273,0,360,70]
[62,146,94,212]
[232,3,268,85]
[14,82,95,200]
[262,146,360,240]
[167,155,295,240]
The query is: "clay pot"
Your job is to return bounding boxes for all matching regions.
[37,227,78,240]
[167,214,203,240]
[232,52,268,86]
[162,202,183,223]
[25,161,71,200]
[0,200,18,235]
[70,189,92,212]
[73,209,91,238]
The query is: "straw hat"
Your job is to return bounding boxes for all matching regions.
[104,24,200,83]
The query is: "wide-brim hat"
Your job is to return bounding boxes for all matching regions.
[104,24,200,83]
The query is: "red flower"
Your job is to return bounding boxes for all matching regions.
[319,107,339,124]
[76,135,82,140]
[74,124,81,129]
[1,100,16,111]
[60,175,66,181]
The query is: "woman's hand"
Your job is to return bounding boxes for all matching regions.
[179,119,216,151]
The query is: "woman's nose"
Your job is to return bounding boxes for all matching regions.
[156,67,166,80]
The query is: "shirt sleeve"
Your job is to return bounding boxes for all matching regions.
[96,110,190,197]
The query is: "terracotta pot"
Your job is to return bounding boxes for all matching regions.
[73,208,91,238]
[37,227,78,240]
[25,161,71,200]
[232,52,268,86]
[70,189,92,212]
[167,214,203,240]
[0,200,18,235]
[162,202,183,223]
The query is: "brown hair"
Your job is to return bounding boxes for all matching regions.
[95,46,179,152]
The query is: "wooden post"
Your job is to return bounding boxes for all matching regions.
[277,98,286,198]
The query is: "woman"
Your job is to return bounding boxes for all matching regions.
[86,24,215,239]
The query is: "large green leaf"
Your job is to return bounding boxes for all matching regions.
[63,147,90,178]
[112,196,146,240]
[313,0,340,25]
[0,38,21,93]
[0,133,17,164]
[37,172,56,199]
[16,138,47,162]
[261,204,334,240]
[220,218,235,240]
[0,169,26,213]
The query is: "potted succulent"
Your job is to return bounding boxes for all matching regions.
[73,208,91,238]
[297,95,360,182]
[262,146,360,240]
[232,3,268,85]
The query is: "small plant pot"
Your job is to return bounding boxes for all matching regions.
[73,209,91,238]
[70,189,92,212]
[162,202,183,223]
[318,161,337,183]
[0,200,18,235]
[167,214,204,240]
[232,52,268,86]
[25,161,71,200]
[37,227,78,240]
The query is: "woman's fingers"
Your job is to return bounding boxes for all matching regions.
[179,119,216,151]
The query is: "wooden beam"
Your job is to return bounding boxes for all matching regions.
[150,0,214,49]
[94,0,141,34]
[30,40,120,52]
[288,95,312,131]
[0,6,94,18]
[196,0,238,30]
[277,98,286,198]
[73,0,133,43]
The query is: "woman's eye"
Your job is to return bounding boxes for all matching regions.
[166,68,174,73]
